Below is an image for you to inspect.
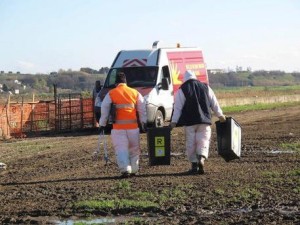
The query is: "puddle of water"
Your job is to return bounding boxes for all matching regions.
[55,216,153,225]
[251,149,296,154]
[268,149,295,154]
[56,217,116,225]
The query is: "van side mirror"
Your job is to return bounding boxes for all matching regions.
[161,77,169,90]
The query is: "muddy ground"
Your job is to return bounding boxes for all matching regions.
[0,105,299,224]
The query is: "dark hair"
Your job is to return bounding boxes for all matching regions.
[115,72,127,84]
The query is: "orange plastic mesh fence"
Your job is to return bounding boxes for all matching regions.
[0,98,95,138]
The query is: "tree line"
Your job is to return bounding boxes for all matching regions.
[208,70,300,88]
[0,68,299,97]
[0,68,108,96]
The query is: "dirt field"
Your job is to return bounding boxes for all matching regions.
[0,105,299,224]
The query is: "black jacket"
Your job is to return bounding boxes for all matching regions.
[177,79,212,126]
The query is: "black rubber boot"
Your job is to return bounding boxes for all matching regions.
[120,171,130,179]
[186,162,198,175]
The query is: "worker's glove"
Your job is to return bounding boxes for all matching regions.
[169,122,177,130]
[218,115,226,123]
[141,122,147,133]
[0,162,7,170]
[99,126,105,134]
[92,151,99,161]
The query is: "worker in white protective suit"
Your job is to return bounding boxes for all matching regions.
[170,70,226,175]
[99,72,147,178]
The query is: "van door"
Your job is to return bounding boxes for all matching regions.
[156,65,174,123]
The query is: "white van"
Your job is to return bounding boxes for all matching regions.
[98,41,209,127]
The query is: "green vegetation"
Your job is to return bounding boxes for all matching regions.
[222,101,300,113]
[209,70,300,88]
[293,187,300,194]
[288,169,300,176]
[237,188,263,201]
[262,171,281,178]
[0,69,107,102]
[9,140,53,153]
[214,188,225,195]
[74,199,159,211]
[114,180,131,191]
[0,138,74,163]
[280,142,300,152]
[73,182,193,214]
[1,69,299,102]
[159,187,188,203]
[215,85,300,98]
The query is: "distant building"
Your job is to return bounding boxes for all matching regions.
[208,69,226,74]
[14,80,22,85]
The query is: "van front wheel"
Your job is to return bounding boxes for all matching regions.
[154,110,164,128]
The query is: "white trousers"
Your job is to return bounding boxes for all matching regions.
[185,124,211,162]
[111,128,140,174]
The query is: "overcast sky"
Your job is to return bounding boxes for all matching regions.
[1,0,299,74]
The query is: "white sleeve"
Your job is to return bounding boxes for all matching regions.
[99,93,112,126]
[136,93,147,124]
[171,89,186,123]
[208,86,224,117]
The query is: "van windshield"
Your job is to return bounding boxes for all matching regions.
[104,67,158,88]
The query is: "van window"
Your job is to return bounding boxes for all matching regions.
[104,67,159,88]
[162,65,171,83]
[107,69,117,87]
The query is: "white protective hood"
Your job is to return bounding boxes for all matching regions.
[183,70,197,82]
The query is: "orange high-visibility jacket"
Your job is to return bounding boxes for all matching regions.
[109,83,139,129]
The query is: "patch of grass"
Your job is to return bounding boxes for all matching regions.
[125,217,145,224]
[280,142,300,152]
[6,140,53,153]
[292,187,300,194]
[74,199,159,211]
[75,200,115,210]
[114,180,131,191]
[214,188,225,195]
[262,171,281,178]
[223,101,300,113]
[232,181,240,187]
[215,85,300,98]
[131,191,155,201]
[159,187,187,203]
[177,183,195,189]
[288,169,300,176]
[226,181,240,187]
[236,188,262,200]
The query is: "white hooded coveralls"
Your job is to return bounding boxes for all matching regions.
[99,84,146,174]
[171,70,224,161]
